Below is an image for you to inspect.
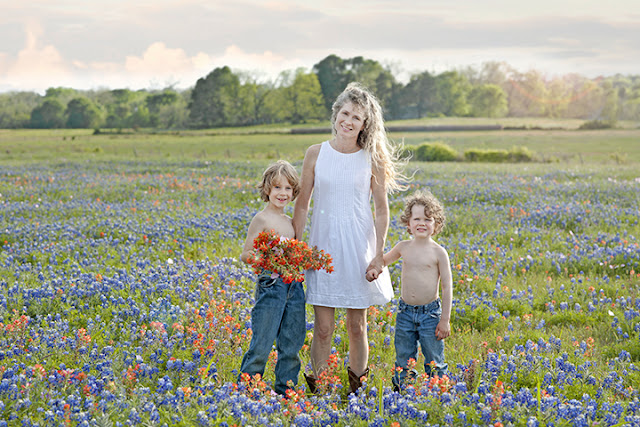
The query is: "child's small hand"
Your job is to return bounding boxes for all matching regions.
[435,320,450,340]
[365,268,379,282]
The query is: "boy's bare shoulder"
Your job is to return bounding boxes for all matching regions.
[431,240,450,257]
[391,239,411,252]
[249,209,270,228]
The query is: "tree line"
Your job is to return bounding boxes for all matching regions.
[0,55,638,130]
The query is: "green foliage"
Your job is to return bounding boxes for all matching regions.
[30,99,65,129]
[269,70,326,124]
[414,142,459,162]
[4,55,640,132]
[189,66,242,128]
[0,91,40,128]
[452,305,494,331]
[65,97,103,128]
[399,144,417,161]
[464,146,534,163]
[403,70,470,118]
[464,148,510,163]
[578,119,616,130]
[508,145,534,162]
[468,83,508,117]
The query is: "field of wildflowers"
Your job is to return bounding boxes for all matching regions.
[1,157,639,426]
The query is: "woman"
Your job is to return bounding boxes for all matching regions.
[293,82,404,394]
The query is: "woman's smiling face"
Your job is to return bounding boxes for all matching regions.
[335,101,365,139]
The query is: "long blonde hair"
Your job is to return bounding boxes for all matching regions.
[331,82,406,193]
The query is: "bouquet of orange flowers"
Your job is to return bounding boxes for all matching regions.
[248,230,333,284]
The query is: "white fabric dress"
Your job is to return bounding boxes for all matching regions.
[305,141,393,309]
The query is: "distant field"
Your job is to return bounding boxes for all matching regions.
[1,117,639,165]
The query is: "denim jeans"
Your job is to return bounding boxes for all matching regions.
[393,298,449,388]
[239,272,306,395]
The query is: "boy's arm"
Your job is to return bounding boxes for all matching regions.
[366,242,403,282]
[435,247,453,340]
[240,215,265,264]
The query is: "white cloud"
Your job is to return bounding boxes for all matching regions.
[0,1,638,93]
[0,20,72,92]
[125,42,211,76]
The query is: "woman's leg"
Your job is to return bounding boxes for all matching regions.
[346,308,368,376]
[310,305,335,376]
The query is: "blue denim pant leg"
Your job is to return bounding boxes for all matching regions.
[273,279,306,394]
[393,299,448,388]
[239,274,306,395]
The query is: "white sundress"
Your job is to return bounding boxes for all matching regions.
[305,141,393,309]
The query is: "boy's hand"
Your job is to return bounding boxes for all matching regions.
[365,254,384,282]
[435,320,450,340]
[365,268,379,282]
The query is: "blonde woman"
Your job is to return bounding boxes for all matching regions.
[293,82,404,394]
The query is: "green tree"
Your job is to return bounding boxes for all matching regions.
[434,71,470,116]
[599,81,618,123]
[146,90,180,127]
[189,66,241,128]
[261,70,325,124]
[504,69,547,117]
[564,75,603,119]
[44,87,80,106]
[65,98,102,128]
[30,99,65,128]
[468,84,507,117]
[313,54,348,111]
[404,71,438,118]
[287,70,326,124]
[544,77,571,118]
[0,92,40,128]
[104,89,135,129]
[313,54,399,116]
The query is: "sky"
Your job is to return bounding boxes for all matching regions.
[1,0,639,94]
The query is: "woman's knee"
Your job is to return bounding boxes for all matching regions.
[313,311,336,341]
[346,310,367,339]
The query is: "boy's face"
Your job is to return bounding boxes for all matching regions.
[268,175,294,209]
[408,204,435,237]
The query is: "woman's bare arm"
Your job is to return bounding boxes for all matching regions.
[292,144,320,240]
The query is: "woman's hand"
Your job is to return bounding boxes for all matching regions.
[365,254,384,282]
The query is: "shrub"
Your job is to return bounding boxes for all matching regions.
[464,148,509,163]
[508,145,534,162]
[399,144,417,161]
[463,146,535,163]
[414,142,459,162]
[578,119,616,130]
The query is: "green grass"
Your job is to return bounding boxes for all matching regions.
[2,118,639,165]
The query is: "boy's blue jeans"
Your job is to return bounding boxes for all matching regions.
[239,272,306,395]
[393,298,449,388]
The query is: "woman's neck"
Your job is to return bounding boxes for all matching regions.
[331,136,359,154]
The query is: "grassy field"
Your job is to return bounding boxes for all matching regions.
[1,118,639,165]
[1,119,639,425]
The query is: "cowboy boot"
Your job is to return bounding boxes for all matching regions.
[304,372,318,394]
[347,366,369,394]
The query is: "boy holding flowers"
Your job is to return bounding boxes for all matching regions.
[238,160,305,395]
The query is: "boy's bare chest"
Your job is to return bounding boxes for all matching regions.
[264,215,295,239]
[403,250,437,272]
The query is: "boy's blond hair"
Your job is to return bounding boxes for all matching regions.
[258,160,300,203]
[400,190,446,235]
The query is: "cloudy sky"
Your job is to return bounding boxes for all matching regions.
[1,0,638,94]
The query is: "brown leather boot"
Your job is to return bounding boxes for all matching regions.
[347,366,369,394]
[304,372,318,394]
